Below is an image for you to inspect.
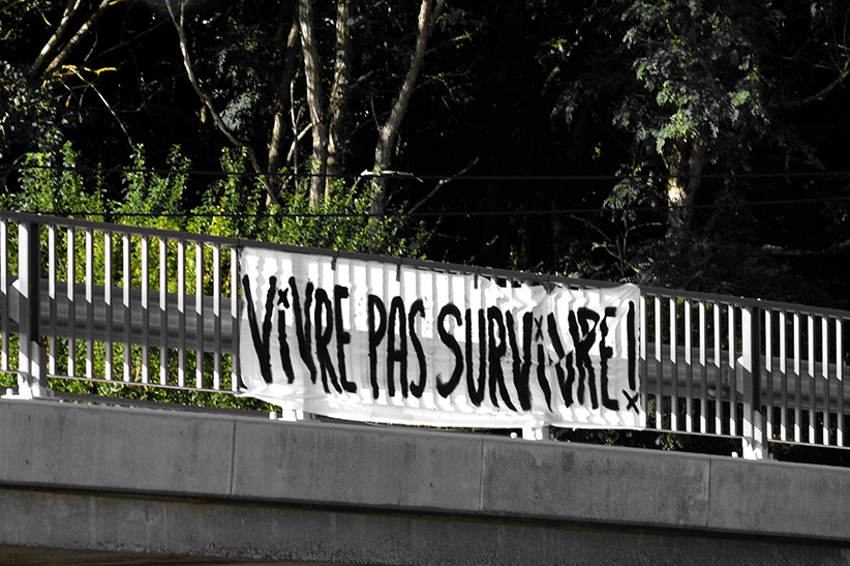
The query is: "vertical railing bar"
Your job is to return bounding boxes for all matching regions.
[837,318,845,448]
[714,303,721,435]
[195,242,204,389]
[122,232,132,383]
[104,231,113,381]
[793,313,801,443]
[669,297,678,431]
[159,238,168,386]
[429,268,440,415]
[779,311,787,441]
[822,316,830,446]
[16,221,43,395]
[33,221,45,393]
[177,240,186,388]
[685,299,693,433]
[699,301,707,434]
[0,220,8,372]
[231,246,239,392]
[85,229,94,380]
[410,263,423,414]
[756,307,764,454]
[141,236,150,384]
[47,225,57,377]
[764,310,773,445]
[743,305,762,459]
[654,296,662,429]
[212,244,222,391]
[640,295,648,420]
[726,304,738,436]
[67,228,76,377]
[808,315,816,444]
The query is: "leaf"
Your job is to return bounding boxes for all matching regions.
[730,89,750,107]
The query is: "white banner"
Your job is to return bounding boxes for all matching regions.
[239,248,644,429]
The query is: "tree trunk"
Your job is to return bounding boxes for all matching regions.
[326,0,354,198]
[298,0,328,207]
[267,12,300,183]
[664,139,703,239]
[370,0,444,217]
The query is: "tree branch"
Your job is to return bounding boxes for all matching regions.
[289,78,302,180]
[407,156,478,215]
[29,0,83,78]
[371,0,445,216]
[44,0,116,79]
[286,122,313,165]
[165,0,278,207]
[798,56,850,106]
[65,65,132,148]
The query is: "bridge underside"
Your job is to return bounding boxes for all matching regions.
[2,488,850,566]
[1,399,849,565]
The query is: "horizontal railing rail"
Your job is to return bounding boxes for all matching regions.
[638,289,850,458]
[1,211,849,460]
[0,213,242,397]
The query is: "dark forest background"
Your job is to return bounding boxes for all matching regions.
[2,0,850,309]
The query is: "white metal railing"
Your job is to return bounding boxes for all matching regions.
[0,213,241,401]
[1,211,849,459]
[639,288,850,458]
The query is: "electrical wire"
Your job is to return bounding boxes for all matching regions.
[15,192,850,222]
[8,163,850,182]
[6,164,850,219]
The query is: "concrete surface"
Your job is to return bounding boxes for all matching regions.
[1,398,850,565]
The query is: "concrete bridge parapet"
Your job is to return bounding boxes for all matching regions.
[0,399,849,565]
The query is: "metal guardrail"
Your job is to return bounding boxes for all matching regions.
[0,213,241,398]
[640,288,850,458]
[1,211,848,459]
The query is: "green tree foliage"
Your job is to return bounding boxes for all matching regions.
[544,0,850,304]
[14,142,103,217]
[0,141,424,408]
[5,142,425,255]
[617,1,772,218]
[1,0,849,308]
[0,61,63,162]
[118,145,191,229]
[552,1,776,231]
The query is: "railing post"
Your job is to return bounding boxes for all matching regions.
[521,424,550,440]
[16,221,46,398]
[741,305,764,459]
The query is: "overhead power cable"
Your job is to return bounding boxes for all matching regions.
[14,193,850,222]
[8,163,850,182]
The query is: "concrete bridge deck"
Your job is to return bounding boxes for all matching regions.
[1,398,849,565]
